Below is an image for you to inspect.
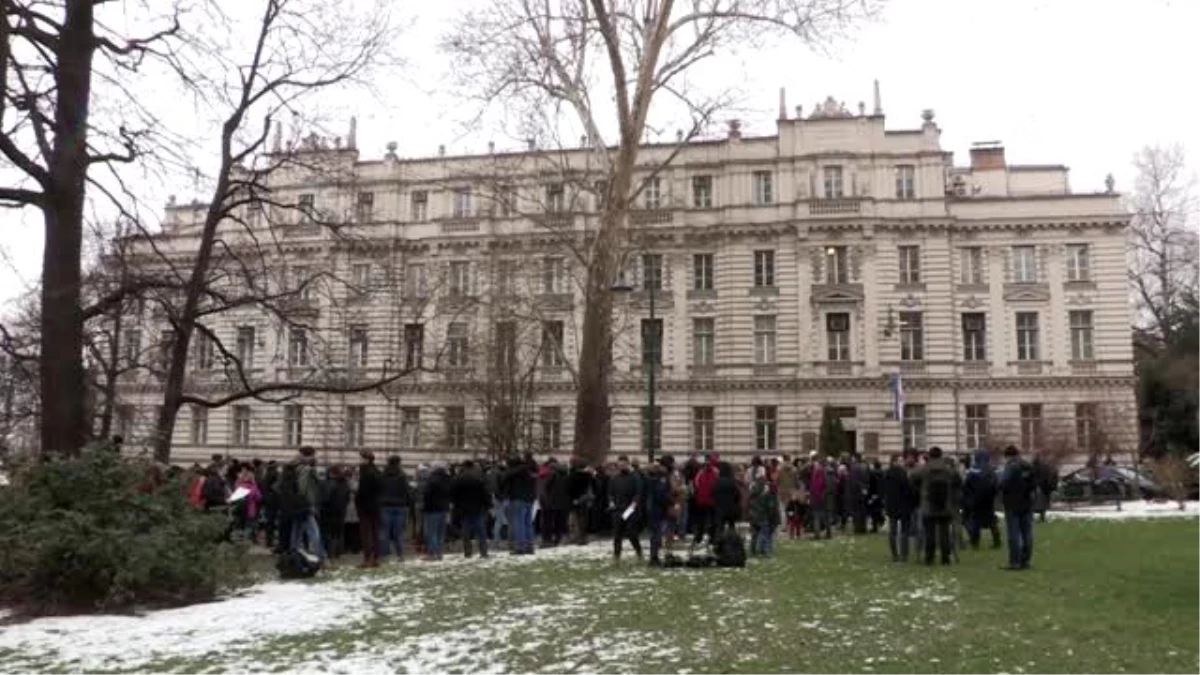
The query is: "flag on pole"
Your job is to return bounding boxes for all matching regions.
[889,373,905,422]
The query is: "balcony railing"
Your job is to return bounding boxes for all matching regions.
[808,198,862,215]
[630,210,673,225]
[440,218,481,234]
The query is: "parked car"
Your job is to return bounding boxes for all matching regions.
[1058,465,1167,502]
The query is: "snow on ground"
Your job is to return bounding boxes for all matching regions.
[1049,500,1199,520]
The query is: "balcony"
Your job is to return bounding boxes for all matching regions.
[1069,360,1098,374]
[535,293,573,312]
[815,360,863,376]
[279,296,319,317]
[808,198,863,215]
[630,210,673,225]
[959,362,991,376]
[439,217,481,234]
[282,223,321,238]
[1010,360,1048,375]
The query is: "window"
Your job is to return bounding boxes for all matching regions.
[752,171,774,205]
[641,318,662,368]
[692,175,713,208]
[452,186,472,218]
[754,315,777,364]
[541,407,562,451]
[693,318,715,366]
[446,322,469,367]
[641,405,662,452]
[411,190,428,221]
[902,404,926,451]
[965,404,989,450]
[755,405,778,452]
[693,253,714,291]
[117,405,134,441]
[194,331,214,370]
[356,191,374,223]
[1013,245,1037,283]
[961,247,984,285]
[825,246,849,284]
[899,311,924,361]
[1016,312,1039,361]
[247,201,264,227]
[445,406,466,450]
[753,250,775,287]
[1020,403,1043,452]
[343,405,365,448]
[494,259,518,296]
[643,177,661,209]
[232,405,251,446]
[545,183,565,212]
[541,256,565,294]
[401,407,421,448]
[288,327,309,367]
[823,166,844,199]
[899,245,921,284]
[123,328,141,366]
[283,405,304,447]
[826,313,851,361]
[159,330,175,364]
[592,180,608,211]
[497,184,518,216]
[495,321,517,371]
[351,262,371,290]
[895,165,915,199]
[449,260,471,296]
[291,265,314,300]
[298,193,314,218]
[962,313,987,361]
[190,405,208,445]
[641,253,663,291]
[404,323,424,369]
[693,406,715,452]
[541,320,564,367]
[1070,310,1095,360]
[348,325,369,368]
[404,263,428,298]
[1066,244,1090,282]
[1075,403,1097,454]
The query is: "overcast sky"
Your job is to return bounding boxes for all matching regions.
[1,0,1197,309]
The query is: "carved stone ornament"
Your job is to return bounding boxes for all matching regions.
[1067,294,1093,306]
[961,296,983,309]
[899,293,921,308]
[809,96,855,119]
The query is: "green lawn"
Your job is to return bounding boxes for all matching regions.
[1,518,1197,674]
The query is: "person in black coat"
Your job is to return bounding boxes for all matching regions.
[963,449,1001,549]
[502,455,538,554]
[542,461,571,547]
[608,456,643,560]
[451,460,491,558]
[377,457,413,561]
[261,462,280,549]
[566,458,593,545]
[882,452,918,562]
[713,462,740,534]
[999,446,1037,570]
[590,465,610,537]
[421,464,452,560]
[867,460,886,533]
[320,466,352,559]
[355,451,383,567]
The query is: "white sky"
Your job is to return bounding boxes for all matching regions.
[1,0,1197,308]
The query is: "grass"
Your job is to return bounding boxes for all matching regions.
[2,518,1197,674]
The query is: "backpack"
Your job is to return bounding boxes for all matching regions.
[925,466,952,513]
[276,548,322,580]
[713,529,747,568]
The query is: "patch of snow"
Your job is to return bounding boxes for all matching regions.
[1049,501,1199,520]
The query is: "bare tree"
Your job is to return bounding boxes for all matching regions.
[443,0,877,463]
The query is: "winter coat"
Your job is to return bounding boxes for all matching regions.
[843,463,868,513]
[546,467,573,510]
[321,477,352,523]
[450,469,491,517]
[882,464,917,519]
[202,474,228,510]
[567,467,593,505]
[377,465,414,508]
[809,466,827,506]
[694,462,719,508]
[296,463,321,510]
[962,450,998,515]
[713,472,740,522]
[749,484,781,527]
[423,468,452,513]
[608,469,641,513]
[234,479,263,520]
[355,462,382,513]
[999,457,1037,512]
[503,462,537,503]
[912,457,961,519]
[645,471,672,520]
[776,463,797,502]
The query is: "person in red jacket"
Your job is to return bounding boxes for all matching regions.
[690,453,720,549]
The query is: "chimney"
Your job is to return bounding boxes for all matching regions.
[347,116,357,150]
[778,87,787,120]
[872,79,882,115]
[727,119,742,140]
[969,142,1006,171]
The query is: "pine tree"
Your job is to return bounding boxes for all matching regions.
[818,407,849,460]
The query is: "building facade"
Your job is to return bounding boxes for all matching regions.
[115,94,1136,468]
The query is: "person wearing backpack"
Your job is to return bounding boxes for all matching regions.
[999,445,1037,570]
[911,446,960,566]
[963,449,1001,549]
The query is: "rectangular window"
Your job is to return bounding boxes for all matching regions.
[1075,403,1097,454]
[345,405,366,448]
[284,405,304,447]
[692,175,713,208]
[693,253,714,291]
[753,250,775,287]
[825,245,849,284]
[291,265,314,300]
[449,260,471,296]
[1020,403,1043,452]
[961,246,984,285]
[298,193,314,218]
[641,318,662,368]
[826,313,851,361]
[755,405,778,452]
[592,180,608,211]
[404,323,424,370]
[351,262,371,290]
[404,263,428,298]
[247,201,264,227]
[899,245,921,284]
[411,190,428,221]
[899,311,924,361]
[1066,244,1090,282]
[401,407,421,448]
[754,315,777,364]
[348,325,369,368]
[356,191,374,223]
[641,253,663,291]
[962,313,987,362]
[497,184,518,216]
[541,320,564,367]
[288,327,309,367]
[190,405,208,445]
[895,165,915,199]
[1016,312,1040,361]
[545,183,565,212]
[965,404,989,450]
[540,407,562,451]
[194,331,214,370]
[445,406,466,450]
[1013,245,1037,283]
[902,404,926,451]
[494,259,518,296]
[446,322,469,367]
[495,321,517,371]
[752,171,774,205]
[693,406,715,452]
[641,405,662,452]
[123,328,141,366]
[159,330,175,364]
[1070,310,1095,360]
[232,405,251,446]
[542,256,565,294]
[823,166,844,199]
[452,186,472,218]
[117,405,134,442]
[643,177,661,209]
[693,317,715,366]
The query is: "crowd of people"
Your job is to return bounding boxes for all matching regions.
[180,443,1058,573]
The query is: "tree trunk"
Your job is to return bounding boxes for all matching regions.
[39,0,97,458]
[572,230,619,465]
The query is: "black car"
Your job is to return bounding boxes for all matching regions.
[1059,465,1167,502]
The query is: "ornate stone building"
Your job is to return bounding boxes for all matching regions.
[116,92,1135,467]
